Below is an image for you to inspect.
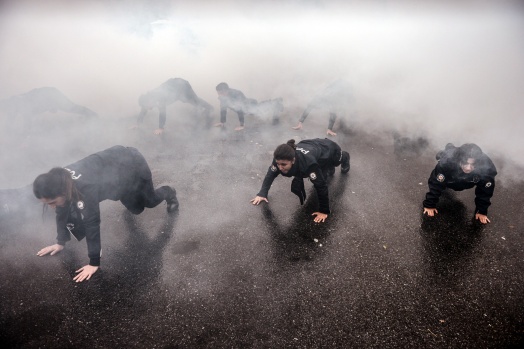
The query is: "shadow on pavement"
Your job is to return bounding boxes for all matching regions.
[419,191,484,286]
[261,173,349,265]
[0,208,178,348]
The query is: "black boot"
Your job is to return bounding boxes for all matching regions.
[341,151,350,173]
[166,187,179,213]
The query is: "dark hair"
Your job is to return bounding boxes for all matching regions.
[216,82,229,92]
[33,167,81,202]
[274,139,296,161]
[456,143,483,164]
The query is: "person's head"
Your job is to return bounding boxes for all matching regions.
[273,139,297,174]
[138,93,155,109]
[33,167,79,209]
[456,143,483,174]
[216,82,229,96]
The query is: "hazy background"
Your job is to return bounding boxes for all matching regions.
[0,0,523,186]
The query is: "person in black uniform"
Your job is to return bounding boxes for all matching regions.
[134,78,213,135]
[0,87,97,130]
[32,145,179,282]
[423,143,497,224]
[292,79,352,136]
[214,82,283,131]
[251,138,350,223]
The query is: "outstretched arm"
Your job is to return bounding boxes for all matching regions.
[327,112,337,136]
[423,166,447,212]
[255,163,280,202]
[310,167,330,221]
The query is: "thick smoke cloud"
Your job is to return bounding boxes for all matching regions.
[0,0,523,187]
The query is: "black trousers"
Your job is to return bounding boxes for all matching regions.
[119,148,174,214]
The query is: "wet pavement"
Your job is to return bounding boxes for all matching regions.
[0,117,523,348]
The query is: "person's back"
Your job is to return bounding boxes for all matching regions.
[136,78,213,134]
[64,146,151,202]
[0,87,97,117]
[295,138,336,172]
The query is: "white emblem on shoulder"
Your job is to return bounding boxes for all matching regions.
[309,172,317,180]
[270,165,277,172]
[485,182,492,188]
[436,173,445,182]
[77,201,85,210]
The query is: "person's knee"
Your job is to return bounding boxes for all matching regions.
[126,206,144,215]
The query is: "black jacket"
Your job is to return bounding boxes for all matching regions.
[257,138,340,214]
[423,144,497,215]
[55,146,151,266]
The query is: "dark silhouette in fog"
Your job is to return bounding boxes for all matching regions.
[292,79,352,136]
[393,131,429,157]
[0,87,97,130]
[133,78,214,135]
[214,82,283,131]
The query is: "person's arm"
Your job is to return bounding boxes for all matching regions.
[298,104,314,124]
[327,112,337,136]
[83,203,102,267]
[72,192,101,282]
[37,205,69,257]
[156,102,167,133]
[474,177,495,216]
[423,166,447,212]
[309,166,330,216]
[253,163,280,201]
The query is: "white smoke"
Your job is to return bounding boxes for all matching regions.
[0,0,523,183]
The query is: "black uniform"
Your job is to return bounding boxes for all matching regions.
[0,87,97,123]
[257,138,347,214]
[423,144,497,215]
[54,146,176,267]
[219,87,282,127]
[298,80,352,130]
[138,78,213,129]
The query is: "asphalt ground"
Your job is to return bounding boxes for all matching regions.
[0,113,523,348]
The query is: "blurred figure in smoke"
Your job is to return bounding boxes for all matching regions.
[423,143,497,224]
[0,87,97,129]
[392,131,429,157]
[32,145,179,282]
[251,138,350,223]
[292,79,352,136]
[133,78,213,135]
[214,82,283,131]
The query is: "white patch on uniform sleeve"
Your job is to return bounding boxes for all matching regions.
[437,173,445,182]
[485,182,492,188]
[270,165,277,172]
[310,172,317,180]
[77,201,85,210]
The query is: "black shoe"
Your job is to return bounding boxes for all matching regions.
[166,188,179,213]
[340,151,350,173]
